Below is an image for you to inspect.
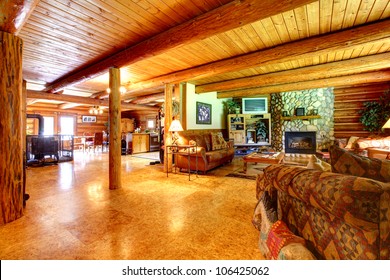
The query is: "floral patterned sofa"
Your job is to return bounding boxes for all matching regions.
[174,130,235,173]
[253,145,390,260]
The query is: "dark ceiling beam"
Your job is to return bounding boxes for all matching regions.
[122,20,390,98]
[43,0,317,93]
[26,90,158,111]
[0,0,40,34]
[196,53,390,93]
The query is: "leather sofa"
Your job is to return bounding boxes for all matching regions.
[174,130,235,173]
[253,146,390,259]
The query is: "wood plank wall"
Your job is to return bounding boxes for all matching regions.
[121,110,159,132]
[26,103,108,135]
[333,82,390,139]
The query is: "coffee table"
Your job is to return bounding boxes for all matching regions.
[242,152,285,173]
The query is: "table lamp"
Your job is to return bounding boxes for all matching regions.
[383,118,390,129]
[169,119,183,145]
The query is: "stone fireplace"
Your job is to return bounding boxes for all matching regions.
[284,131,316,154]
[270,88,334,152]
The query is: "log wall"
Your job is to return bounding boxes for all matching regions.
[121,110,159,132]
[26,103,109,135]
[333,82,390,139]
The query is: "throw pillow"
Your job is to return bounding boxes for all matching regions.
[210,132,228,150]
[278,243,316,260]
[266,220,307,260]
[306,155,331,172]
[329,145,390,182]
[345,136,360,149]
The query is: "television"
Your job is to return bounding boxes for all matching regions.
[242,97,268,114]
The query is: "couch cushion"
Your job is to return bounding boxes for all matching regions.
[329,145,390,182]
[210,132,228,150]
[205,150,227,163]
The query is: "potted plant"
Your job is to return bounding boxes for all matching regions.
[223,99,240,114]
[359,90,390,133]
[254,120,268,142]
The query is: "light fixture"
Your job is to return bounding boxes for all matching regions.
[168,119,183,145]
[383,118,390,129]
[106,86,126,94]
[89,106,104,115]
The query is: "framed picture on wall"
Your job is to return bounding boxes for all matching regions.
[82,115,97,123]
[196,102,212,124]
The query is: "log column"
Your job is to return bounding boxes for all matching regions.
[164,84,173,173]
[0,31,24,225]
[109,67,121,190]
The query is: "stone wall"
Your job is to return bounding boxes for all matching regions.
[270,88,334,152]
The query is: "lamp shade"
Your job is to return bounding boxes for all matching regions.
[383,118,390,129]
[169,120,183,132]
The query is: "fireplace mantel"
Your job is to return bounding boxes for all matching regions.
[281,115,320,121]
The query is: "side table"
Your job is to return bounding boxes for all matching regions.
[165,144,198,181]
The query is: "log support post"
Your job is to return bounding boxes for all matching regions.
[109,67,122,190]
[164,84,173,173]
[0,31,24,224]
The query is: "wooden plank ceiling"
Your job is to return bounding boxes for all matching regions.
[10,0,390,109]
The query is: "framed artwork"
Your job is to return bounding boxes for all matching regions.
[82,115,97,123]
[295,107,305,116]
[196,102,212,124]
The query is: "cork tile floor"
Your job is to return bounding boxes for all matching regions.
[0,152,263,260]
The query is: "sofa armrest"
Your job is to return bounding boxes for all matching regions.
[263,164,390,259]
[179,146,207,162]
[226,140,234,148]
[367,147,390,159]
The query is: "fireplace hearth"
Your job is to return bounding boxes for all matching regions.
[284,131,316,154]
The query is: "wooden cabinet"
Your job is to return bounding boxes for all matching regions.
[132,133,150,154]
[121,118,135,133]
[228,114,246,144]
[228,113,271,146]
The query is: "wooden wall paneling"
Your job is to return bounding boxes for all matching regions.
[124,20,390,96]
[333,82,390,139]
[43,0,318,93]
[26,103,109,136]
[121,110,159,132]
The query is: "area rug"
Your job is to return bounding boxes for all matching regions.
[131,151,160,161]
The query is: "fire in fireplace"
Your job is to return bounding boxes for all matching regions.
[284,131,316,154]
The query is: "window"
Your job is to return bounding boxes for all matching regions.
[147,118,155,129]
[43,116,54,135]
[60,116,74,135]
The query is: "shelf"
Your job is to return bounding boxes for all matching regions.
[281,115,321,121]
